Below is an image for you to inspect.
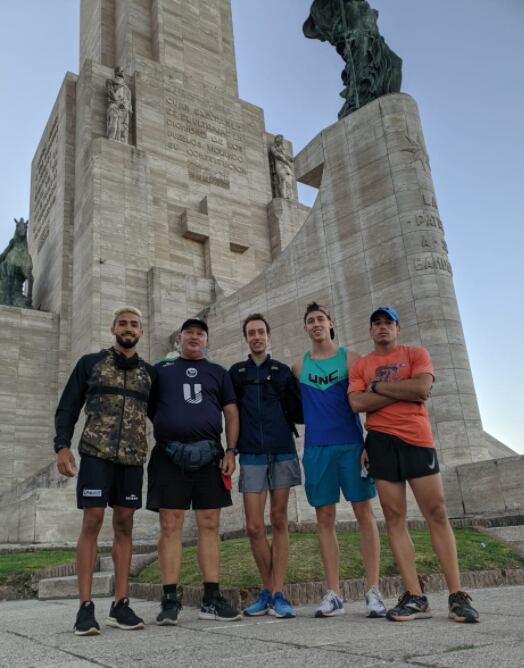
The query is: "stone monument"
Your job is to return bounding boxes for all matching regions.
[106,66,133,143]
[0,0,519,544]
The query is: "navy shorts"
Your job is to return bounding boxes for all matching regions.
[76,455,143,509]
[365,430,440,482]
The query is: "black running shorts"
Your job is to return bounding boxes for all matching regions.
[76,454,143,509]
[146,444,233,511]
[365,430,440,482]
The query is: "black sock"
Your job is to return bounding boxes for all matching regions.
[163,583,177,597]
[203,582,219,603]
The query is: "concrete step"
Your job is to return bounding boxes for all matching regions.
[38,571,114,600]
[99,551,157,576]
[481,525,524,558]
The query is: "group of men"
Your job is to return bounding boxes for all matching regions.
[54,303,479,636]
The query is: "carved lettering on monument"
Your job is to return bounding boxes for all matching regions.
[163,85,247,190]
[414,254,453,275]
[405,212,444,231]
[32,117,58,251]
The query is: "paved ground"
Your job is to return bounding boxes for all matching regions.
[1,586,523,667]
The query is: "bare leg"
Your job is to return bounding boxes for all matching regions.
[195,509,221,582]
[158,509,185,584]
[111,506,135,600]
[269,488,291,593]
[351,499,380,589]
[409,474,461,593]
[376,480,421,595]
[244,491,272,590]
[77,507,104,602]
[315,504,339,594]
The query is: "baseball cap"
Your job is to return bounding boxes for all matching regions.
[181,317,209,334]
[370,306,399,324]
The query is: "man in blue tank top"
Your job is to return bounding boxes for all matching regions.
[293,302,385,619]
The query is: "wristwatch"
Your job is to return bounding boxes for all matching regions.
[225,448,238,455]
[370,380,378,393]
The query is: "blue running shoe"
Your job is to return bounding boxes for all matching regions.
[243,588,272,617]
[270,592,296,619]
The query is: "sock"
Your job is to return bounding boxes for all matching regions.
[163,583,177,597]
[203,582,219,603]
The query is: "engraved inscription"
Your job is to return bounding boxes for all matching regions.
[414,254,452,275]
[32,117,58,251]
[405,212,444,231]
[163,85,247,190]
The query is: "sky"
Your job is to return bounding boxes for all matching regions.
[0,0,522,454]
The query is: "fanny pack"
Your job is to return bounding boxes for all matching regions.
[161,439,220,471]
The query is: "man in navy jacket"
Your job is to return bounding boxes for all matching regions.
[229,313,302,619]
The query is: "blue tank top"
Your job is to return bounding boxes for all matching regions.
[299,346,363,448]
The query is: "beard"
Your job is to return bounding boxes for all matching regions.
[116,334,138,349]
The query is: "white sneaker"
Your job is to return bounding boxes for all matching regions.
[365,586,386,618]
[314,590,345,617]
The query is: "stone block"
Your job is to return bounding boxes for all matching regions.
[38,572,114,600]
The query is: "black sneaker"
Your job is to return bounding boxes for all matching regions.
[448,591,479,623]
[74,600,101,636]
[386,592,432,622]
[106,597,145,630]
[157,591,183,626]
[198,592,242,621]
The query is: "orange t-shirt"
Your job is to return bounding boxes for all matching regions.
[349,345,435,447]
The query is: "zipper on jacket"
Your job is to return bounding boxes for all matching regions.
[256,364,264,452]
[115,368,127,461]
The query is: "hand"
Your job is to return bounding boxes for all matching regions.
[221,451,236,476]
[56,448,77,477]
[361,448,369,471]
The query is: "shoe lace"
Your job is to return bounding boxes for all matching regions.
[450,591,472,606]
[396,591,412,607]
[163,592,182,610]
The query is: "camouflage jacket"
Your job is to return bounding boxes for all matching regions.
[54,348,156,465]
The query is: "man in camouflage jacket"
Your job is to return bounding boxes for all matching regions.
[54,307,155,635]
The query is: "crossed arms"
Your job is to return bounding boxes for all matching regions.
[349,373,433,414]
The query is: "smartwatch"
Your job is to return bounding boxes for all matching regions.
[225,448,238,455]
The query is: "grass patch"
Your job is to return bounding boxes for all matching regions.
[0,550,76,584]
[133,528,524,587]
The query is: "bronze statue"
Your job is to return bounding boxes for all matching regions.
[304,0,402,119]
[0,218,33,308]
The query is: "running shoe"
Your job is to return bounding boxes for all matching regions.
[106,597,145,630]
[156,590,183,626]
[243,588,272,617]
[448,591,479,623]
[365,586,387,618]
[386,592,432,622]
[269,592,296,619]
[74,600,101,636]
[314,590,345,618]
[199,592,242,621]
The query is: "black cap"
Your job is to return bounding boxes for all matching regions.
[181,318,208,334]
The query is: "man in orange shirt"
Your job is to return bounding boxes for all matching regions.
[349,307,479,624]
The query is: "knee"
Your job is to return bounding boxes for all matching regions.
[424,500,449,526]
[270,509,288,533]
[197,513,220,534]
[159,513,184,539]
[113,514,134,537]
[81,510,104,535]
[381,503,405,528]
[246,520,265,540]
[316,508,336,532]
[352,501,376,528]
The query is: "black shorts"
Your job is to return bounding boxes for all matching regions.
[146,444,232,511]
[365,430,440,482]
[76,455,143,509]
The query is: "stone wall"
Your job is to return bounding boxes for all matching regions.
[0,306,59,497]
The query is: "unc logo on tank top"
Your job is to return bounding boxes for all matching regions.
[183,383,202,405]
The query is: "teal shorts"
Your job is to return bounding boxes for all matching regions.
[302,443,376,508]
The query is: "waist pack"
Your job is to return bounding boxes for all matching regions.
[162,440,220,471]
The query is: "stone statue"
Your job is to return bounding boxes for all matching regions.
[303,0,402,119]
[0,218,33,308]
[106,66,133,143]
[269,135,295,199]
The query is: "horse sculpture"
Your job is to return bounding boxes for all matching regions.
[0,218,33,308]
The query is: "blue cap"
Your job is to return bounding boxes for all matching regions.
[370,306,399,324]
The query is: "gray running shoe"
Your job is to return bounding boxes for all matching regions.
[314,590,345,618]
[448,591,479,623]
[386,592,432,622]
[365,586,386,618]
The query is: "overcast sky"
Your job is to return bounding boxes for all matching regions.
[0,1,522,454]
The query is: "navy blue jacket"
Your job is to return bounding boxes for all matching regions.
[229,355,302,455]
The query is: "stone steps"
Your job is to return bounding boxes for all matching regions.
[37,551,157,600]
[480,525,524,558]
